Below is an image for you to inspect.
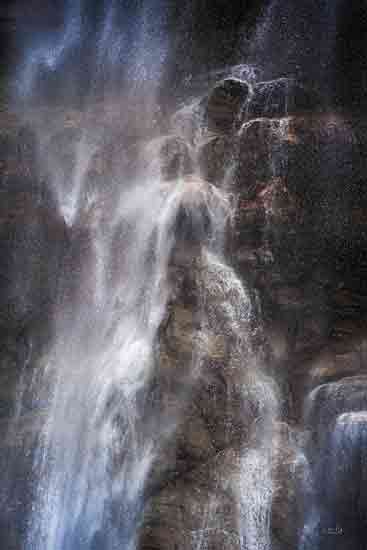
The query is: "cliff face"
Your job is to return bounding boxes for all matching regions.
[0,74,366,549]
[141,79,367,550]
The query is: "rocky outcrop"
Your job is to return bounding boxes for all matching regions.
[141,449,242,550]
[204,78,251,134]
[161,76,367,549]
[247,78,322,119]
[0,72,367,549]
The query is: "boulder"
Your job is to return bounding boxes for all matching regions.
[140,450,242,550]
[204,78,251,134]
[301,408,367,550]
[305,376,367,449]
[198,135,235,184]
[168,177,232,250]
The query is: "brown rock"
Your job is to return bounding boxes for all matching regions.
[140,450,242,550]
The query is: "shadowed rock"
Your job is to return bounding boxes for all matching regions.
[247,78,322,119]
[204,78,251,134]
[0,123,38,178]
[198,135,235,184]
[169,177,232,251]
[0,175,68,334]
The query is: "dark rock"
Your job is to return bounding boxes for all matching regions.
[0,124,38,178]
[302,404,367,550]
[169,177,231,249]
[0,175,68,334]
[228,114,367,290]
[198,135,235,184]
[247,78,322,119]
[235,118,291,199]
[271,423,306,549]
[305,376,367,447]
[0,173,68,436]
[204,78,251,134]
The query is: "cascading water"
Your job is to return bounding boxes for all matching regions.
[25,179,182,549]
[8,1,280,542]
[300,377,367,550]
[3,1,366,550]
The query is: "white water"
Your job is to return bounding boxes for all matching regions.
[7,2,294,549]
[26,173,178,550]
[15,125,279,550]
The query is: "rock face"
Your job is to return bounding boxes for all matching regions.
[1,74,367,550]
[0,171,68,415]
[0,132,69,546]
[204,78,251,134]
[247,78,322,119]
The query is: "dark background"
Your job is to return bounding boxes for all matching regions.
[0,0,366,110]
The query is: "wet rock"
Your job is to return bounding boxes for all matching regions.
[159,260,248,456]
[141,136,194,181]
[303,410,367,550]
[195,373,265,451]
[198,135,235,184]
[233,113,364,215]
[271,423,307,549]
[282,116,367,265]
[305,376,367,447]
[158,251,265,455]
[161,303,199,359]
[226,113,367,292]
[235,118,292,199]
[0,175,68,334]
[170,99,204,145]
[204,78,251,134]
[0,175,68,433]
[247,78,322,119]
[147,401,216,491]
[169,177,232,249]
[140,450,242,550]
[0,124,38,178]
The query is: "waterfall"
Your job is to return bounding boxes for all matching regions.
[16,131,279,549]
[3,1,365,549]
[12,10,282,539]
[300,377,367,549]
[25,178,178,550]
